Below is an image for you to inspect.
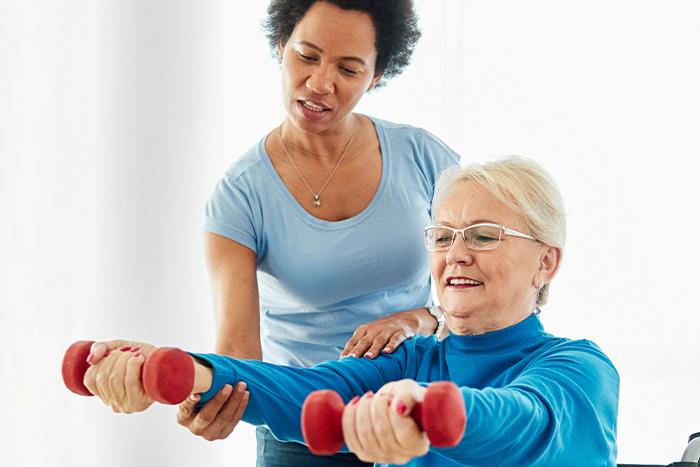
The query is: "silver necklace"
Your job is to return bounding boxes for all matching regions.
[277,122,358,207]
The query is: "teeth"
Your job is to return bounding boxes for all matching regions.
[302,100,325,111]
[448,278,482,286]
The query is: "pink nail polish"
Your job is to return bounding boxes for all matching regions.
[119,346,131,352]
[129,347,140,352]
[349,396,360,406]
[396,402,407,415]
[364,391,373,399]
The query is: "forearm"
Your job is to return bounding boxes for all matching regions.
[189,351,406,443]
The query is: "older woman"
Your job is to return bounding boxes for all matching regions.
[85,157,619,466]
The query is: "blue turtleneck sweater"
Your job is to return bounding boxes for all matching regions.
[192,314,619,466]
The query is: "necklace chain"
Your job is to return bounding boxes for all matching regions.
[277,120,358,207]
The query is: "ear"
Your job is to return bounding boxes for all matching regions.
[368,72,383,91]
[276,41,285,57]
[533,246,561,289]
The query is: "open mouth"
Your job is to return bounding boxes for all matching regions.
[446,277,483,289]
[298,99,331,113]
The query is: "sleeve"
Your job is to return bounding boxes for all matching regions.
[434,341,619,466]
[203,174,259,254]
[189,347,410,444]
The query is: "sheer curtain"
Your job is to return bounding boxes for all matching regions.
[1,1,699,466]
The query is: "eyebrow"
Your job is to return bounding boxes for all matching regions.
[295,41,368,66]
[435,219,498,227]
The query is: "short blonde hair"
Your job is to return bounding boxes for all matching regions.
[432,156,566,305]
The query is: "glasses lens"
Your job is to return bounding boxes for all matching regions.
[466,225,502,250]
[425,227,455,251]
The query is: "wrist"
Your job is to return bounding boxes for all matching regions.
[423,306,446,337]
[191,356,214,394]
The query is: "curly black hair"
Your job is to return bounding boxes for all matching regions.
[263,0,421,86]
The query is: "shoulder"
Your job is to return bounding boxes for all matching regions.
[368,116,460,189]
[370,116,459,160]
[532,337,619,383]
[217,138,269,189]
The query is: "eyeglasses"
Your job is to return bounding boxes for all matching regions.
[424,223,537,252]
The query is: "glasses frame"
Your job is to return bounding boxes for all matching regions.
[424,222,537,252]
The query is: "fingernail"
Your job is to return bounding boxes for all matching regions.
[129,347,140,352]
[189,394,199,401]
[396,402,407,415]
[222,384,232,395]
[119,346,131,352]
[349,396,360,405]
[349,353,357,358]
[382,347,391,353]
[133,353,141,358]
[364,391,373,399]
[364,352,373,358]
[86,350,95,364]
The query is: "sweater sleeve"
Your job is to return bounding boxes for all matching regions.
[188,347,411,444]
[433,340,619,466]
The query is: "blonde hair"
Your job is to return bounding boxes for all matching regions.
[432,156,566,305]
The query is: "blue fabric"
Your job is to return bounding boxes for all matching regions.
[190,314,619,466]
[255,426,372,467]
[203,116,460,367]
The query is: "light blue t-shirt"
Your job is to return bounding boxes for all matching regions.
[204,116,459,367]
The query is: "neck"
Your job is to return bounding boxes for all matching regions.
[279,115,358,164]
[446,308,534,336]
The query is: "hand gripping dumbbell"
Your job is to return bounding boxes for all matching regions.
[61,340,196,404]
[301,381,467,455]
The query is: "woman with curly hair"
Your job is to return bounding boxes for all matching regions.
[91,1,459,465]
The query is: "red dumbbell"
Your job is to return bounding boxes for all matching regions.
[301,381,466,455]
[61,340,195,404]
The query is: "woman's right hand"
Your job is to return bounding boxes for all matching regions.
[176,382,249,441]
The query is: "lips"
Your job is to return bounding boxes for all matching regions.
[298,98,331,111]
[445,276,483,288]
[296,99,332,121]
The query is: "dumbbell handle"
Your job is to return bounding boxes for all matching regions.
[61,340,203,404]
[301,381,466,455]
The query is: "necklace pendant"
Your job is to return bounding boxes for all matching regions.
[313,195,321,207]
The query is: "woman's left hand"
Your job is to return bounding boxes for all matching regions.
[342,379,429,465]
[83,340,158,414]
[340,308,436,359]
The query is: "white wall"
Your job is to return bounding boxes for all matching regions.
[1,1,698,466]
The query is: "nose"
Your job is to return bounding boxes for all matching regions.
[445,232,474,266]
[306,64,335,95]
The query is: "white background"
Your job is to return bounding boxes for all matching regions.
[1,1,699,466]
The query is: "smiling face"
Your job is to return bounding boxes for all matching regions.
[431,181,560,335]
[278,2,381,135]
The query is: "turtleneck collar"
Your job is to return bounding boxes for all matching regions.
[445,313,546,354]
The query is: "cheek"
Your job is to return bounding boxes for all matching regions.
[429,254,445,286]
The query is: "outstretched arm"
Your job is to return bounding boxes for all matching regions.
[434,342,619,466]
[77,339,411,444]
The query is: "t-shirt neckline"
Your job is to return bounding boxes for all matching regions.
[259,114,389,230]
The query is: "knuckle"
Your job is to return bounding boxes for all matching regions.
[354,325,368,335]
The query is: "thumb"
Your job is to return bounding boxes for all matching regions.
[87,340,133,365]
[391,382,425,418]
[180,394,200,414]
